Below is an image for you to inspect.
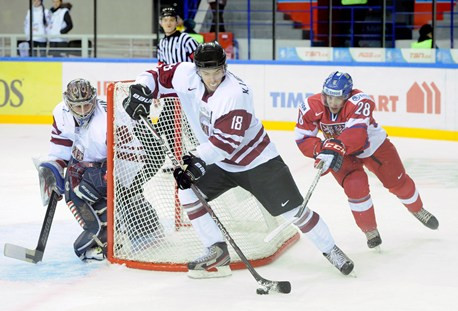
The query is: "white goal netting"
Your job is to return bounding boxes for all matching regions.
[106,81,299,271]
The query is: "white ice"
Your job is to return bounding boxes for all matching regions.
[1,124,457,311]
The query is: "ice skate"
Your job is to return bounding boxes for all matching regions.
[187,242,231,279]
[81,246,106,262]
[365,229,382,249]
[324,245,354,276]
[412,208,439,230]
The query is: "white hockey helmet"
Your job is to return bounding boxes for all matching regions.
[63,79,97,126]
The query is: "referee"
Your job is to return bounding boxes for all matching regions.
[156,7,199,171]
[157,7,199,65]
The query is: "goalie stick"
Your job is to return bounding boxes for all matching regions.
[4,191,59,263]
[139,115,291,295]
[264,161,324,243]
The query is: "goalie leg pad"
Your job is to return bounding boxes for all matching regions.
[67,199,107,261]
[74,228,107,261]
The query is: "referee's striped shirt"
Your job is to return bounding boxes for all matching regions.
[157,31,199,65]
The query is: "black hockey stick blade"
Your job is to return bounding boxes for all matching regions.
[3,191,59,264]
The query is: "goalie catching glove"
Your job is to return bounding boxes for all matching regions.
[173,153,207,190]
[123,84,153,120]
[315,139,345,174]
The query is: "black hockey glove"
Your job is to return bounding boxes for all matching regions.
[173,154,207,190]
[123,84,153,120]
[315,139,345,174]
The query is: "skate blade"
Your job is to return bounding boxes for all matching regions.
[187,266,232,279]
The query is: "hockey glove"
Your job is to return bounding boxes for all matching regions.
[38,160,66,206]
[315,139,345,174]
[123,84,153,120]
[173,154,207,190]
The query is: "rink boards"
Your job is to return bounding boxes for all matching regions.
[0,59,457,140]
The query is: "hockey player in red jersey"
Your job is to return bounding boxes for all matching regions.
[295,71,439,249]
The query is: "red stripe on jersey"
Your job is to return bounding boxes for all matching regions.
[238,132,270,166]
[221,127,270,166]
[52,117,62,135]
[209,134,237,154]
[51,137,73,147]
[157,63,180,89]
[227,127,264,163]
[146,70,160,98]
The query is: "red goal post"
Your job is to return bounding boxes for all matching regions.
[106,81,300,271]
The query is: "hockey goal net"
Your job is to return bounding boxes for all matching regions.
[106,81,300,271]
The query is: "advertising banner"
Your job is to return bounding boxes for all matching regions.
[230,63,457,139]
[0,62,62,123]
[1,59,456,140]
[279,47,458,65]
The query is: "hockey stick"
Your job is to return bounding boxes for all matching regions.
[139,115,291,295]
[264,161,324,243]
[4,191,59,263]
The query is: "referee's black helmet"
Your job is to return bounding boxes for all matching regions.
[194,42,226,69]
[160,7,177,19]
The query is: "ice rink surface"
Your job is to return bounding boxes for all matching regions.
[1,124,457,311]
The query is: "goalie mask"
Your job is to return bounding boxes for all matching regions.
[64,79,97,126]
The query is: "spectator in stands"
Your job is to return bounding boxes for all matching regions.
[208,0,226,32]
[47,0,73,57]
[23,0,51,57]
[184,19,204,44]
[411,24,435,49]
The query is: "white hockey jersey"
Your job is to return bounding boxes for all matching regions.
[49,99,107,163]
[136,62,279,172]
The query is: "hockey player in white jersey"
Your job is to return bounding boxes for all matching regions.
[37,79,161,261]
[123,42,354,277]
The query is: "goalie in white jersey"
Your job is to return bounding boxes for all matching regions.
[123,42,354,277]
[37,79,161,261]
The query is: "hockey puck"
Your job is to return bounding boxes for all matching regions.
[256,287,269,295]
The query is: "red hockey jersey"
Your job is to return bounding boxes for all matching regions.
[294,90,387,159]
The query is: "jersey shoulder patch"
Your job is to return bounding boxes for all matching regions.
[348,92,372,104]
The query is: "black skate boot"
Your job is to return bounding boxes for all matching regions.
[324,245,354,275]
[365,229,382,249]
[412,208,439,230]
[187,242,231,279]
